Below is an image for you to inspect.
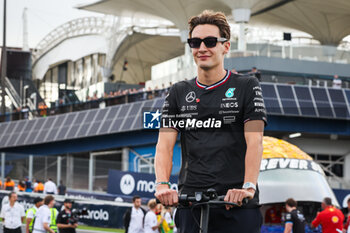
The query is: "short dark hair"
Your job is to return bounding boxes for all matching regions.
[132,195,141,202]
[188,10,231,40]
[323,197,332,206]
[8,192,16,199]
[44,195,54,205]
[286,198,297,207]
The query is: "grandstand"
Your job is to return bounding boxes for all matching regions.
[1,0,350,231]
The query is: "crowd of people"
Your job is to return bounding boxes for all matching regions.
[264,197,350,233]
[0,192,77,233]
[0,177,66,195]
[124,196,176,233]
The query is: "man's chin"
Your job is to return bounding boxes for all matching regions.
[198,64,212,70]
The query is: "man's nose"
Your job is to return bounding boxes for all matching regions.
[198,41,208,51]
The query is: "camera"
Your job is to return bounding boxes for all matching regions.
[69,208,88,224]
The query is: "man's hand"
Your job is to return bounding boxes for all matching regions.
[224,188,254,210]
[155,185,178,206]
[72,223,78,229]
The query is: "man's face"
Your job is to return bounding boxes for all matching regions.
[64,202,72,210]
[10,193,17,202]
[347,200,350,209]
[49,200,55,208]
[36,201,43,208]
[133,198,141,208]
[190,24,230,71]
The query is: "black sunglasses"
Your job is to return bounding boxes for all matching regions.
[187,37,228,48]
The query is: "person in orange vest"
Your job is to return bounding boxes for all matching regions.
[312,197,344,233]
[34,180,44,193]
[4,177,15,191]
[18,180,26,192]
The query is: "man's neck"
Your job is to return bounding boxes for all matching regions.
[134,206,139,210]
[9,201,15,207]
[197,66,226,86]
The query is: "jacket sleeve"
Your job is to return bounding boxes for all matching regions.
[123,208,131,233]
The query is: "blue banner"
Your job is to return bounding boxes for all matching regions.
[0,192,129,228]
[108,170,178,198]
[332,188,350,208]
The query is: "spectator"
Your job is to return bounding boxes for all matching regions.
[34,180,44,193]
[332,75,342,89]
[25,177,32,192]
[26,197,43,233]
[32,195,56,233]
[4,177,15,191]
[283,198,305,233]
[0,192,25,233]
[249,67,261,82]
[231,68,238,74]
[265,204,282,224]
[312,197,344,233]
[57,180,67,196]
[342,198,350,232]
[144,199,163,233]
[163,206,175,233]
[44,178,58,195]
[123,195,146,233]
[156,204,170,233]
[18,180,26,192]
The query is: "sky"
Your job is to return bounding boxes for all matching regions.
[0,0,103,48]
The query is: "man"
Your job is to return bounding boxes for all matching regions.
[50,206,59,233]
[283,198,305,233]
[25,177,32,192]
[144,199,163,233]
[34,180,44,193]
[44,178,58,195]
[26,197,43,233]
[312,197,344,233]
[4,177,15,191]
[249,67,261,82]
[155,10,266,233]
[123,195,147,233]
[57,181,66,196]
[343,198,350,232]
[332,75,342,89]
[33,195,56,233]
[56,199,77,233]
[0,192,25,233]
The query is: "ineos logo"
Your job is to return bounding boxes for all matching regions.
[120,174,135,195]
[186,91,196,103]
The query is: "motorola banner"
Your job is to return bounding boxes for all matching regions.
[107,170,179,198]
[0,192,128,228]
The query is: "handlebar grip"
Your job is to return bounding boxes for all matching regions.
[218,196,249,205]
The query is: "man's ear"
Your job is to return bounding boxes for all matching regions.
[223,41,231,54]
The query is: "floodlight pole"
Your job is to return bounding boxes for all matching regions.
[1,0,7,116]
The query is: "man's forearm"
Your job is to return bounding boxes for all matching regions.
[44,223,54,233]
[155,145,173,183]
[26,219,32,233]
[244,137,263,184]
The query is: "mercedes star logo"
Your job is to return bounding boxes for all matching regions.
[185,91,196,103]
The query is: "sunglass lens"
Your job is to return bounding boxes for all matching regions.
[203,37,217,48]
[188,38,201,48]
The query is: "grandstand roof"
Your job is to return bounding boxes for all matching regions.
[79,0,350,45]
[111,32,184,84]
